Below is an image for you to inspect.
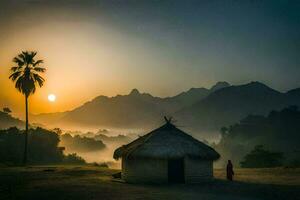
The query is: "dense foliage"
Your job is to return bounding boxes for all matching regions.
[240,145,284,168]
[94,133,131,144]
[215,106,300,167]
[63,153,86,164]
[0,127,85,165]
[2,107,12,114]
[0,111,23,129]
[60,134,106,153]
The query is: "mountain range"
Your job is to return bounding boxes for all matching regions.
[29,81,300,139]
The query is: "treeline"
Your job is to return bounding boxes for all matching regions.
[60,133,106,152]
[94,133,132,145]
[0,127,85,165]
[215,106,300,168]
[63,129,133,147]
[240,145,284,168]
[0,110,23,129]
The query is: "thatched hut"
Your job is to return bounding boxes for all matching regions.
[113,119,220,183]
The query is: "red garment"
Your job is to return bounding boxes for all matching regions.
[226,162,234,181]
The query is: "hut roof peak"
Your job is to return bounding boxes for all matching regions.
[164,116,173,123]
[113,120,220,161]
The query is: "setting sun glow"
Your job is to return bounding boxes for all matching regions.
[48,94,56,102]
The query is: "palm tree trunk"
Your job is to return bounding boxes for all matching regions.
[23,95,29,165]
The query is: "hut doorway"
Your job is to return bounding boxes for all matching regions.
[168,158,185,183]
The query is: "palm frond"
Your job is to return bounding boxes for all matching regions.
[32,73,45,87]
[33,67,46,73]
[15,75,25,94]
[26,74,36,95]
[9,51,46,97]
[31,51,37,58]
[9,71,22,81]
[13,57,24,66]
[33,59,44,66]
[17,73,36,96]
[18,53,26,61]
[10,66,22,72]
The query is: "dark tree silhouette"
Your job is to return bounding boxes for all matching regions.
[240,145,284,168]
[9,51,46,165]
[215,106,300,167]
[52,128,63,135]
[60,133,106,152]
[220,127,228,137]
[0,127,86,165]
[2,107,12,114]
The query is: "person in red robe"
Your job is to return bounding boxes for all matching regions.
[226,160,234,181]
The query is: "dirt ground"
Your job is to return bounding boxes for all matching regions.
[0,165,299,200]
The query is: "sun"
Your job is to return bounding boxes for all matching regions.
[48,94,56,102]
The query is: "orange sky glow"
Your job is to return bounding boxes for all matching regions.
[0,21,211,117]
[1,1,299,119]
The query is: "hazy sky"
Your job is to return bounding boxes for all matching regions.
[0,0,299,116]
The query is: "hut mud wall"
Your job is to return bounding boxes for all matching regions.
[122,157,168,183]
[185,157,213,183]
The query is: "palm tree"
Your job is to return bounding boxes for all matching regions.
[9,51,46,165]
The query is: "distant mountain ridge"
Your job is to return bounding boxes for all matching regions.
[31,82,230,128]
[210,81,230,92]
[0,111,24,129]
[31,81,300,139]
[175,81,299,137]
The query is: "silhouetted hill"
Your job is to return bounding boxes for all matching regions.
[31,81,300,139]
[287,88,300,104]
[175,82,300,137]
[210,81,230,92]
[170,81,230,106]
[60,89,166,128]
[30,112,68,125]
[32,82,229,128]
[0,111,24,129]
[164,88,210,109]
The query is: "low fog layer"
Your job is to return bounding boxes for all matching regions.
[58,129,135,168]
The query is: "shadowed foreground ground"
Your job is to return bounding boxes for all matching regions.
[0,166,299,200]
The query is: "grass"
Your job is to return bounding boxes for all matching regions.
[0,165,299,200]
[214,168,300,185]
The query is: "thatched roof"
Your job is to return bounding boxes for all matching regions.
[113,121,220,160]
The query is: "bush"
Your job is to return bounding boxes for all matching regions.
[63,153,86,164]
[0,127,64,164]
[92,162,109,168]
